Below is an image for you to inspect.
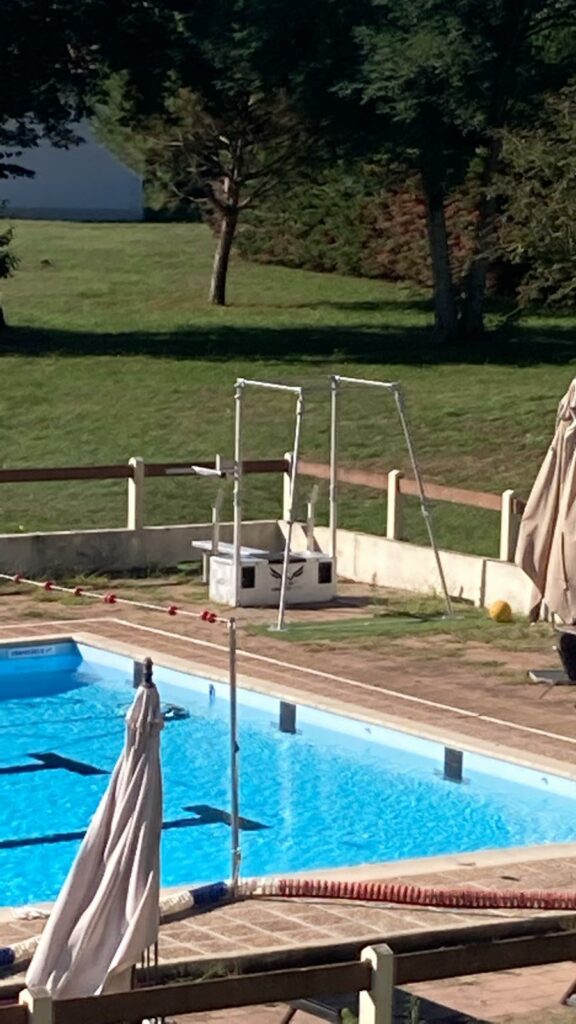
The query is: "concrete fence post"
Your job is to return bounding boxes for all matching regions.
[386,470,404,540]
[127,456,145,530]
[282,451,292,521]
[359,944,395,1024]
[19,987,53,1024]
[499,488,520,562]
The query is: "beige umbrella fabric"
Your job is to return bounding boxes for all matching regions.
[516,378,576,623]
[25,665,163,998]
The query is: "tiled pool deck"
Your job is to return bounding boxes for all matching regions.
[2,608,576,1020]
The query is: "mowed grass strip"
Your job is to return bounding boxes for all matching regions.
[0,220,574,554]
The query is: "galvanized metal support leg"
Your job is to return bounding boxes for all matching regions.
[127,456,145,530]
[393,387,453,617]
[233,384,244,608]
[228,617,241,890]
[277,390,304,631]
[329,376,339,569]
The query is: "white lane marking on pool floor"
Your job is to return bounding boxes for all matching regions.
[109,618,576,750]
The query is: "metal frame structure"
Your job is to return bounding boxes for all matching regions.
[227,616,240,890]
[329,375,453,617]
[233,379,304,631]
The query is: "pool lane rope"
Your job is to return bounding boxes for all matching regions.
[4,876,576,972]
[0,573,227,625]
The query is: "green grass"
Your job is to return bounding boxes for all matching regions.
[0,219,575,554]
[250,598,552,650]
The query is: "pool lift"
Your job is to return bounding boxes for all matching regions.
[192,379,336,632]
[192,375,451,628]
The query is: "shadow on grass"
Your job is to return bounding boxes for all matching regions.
[1,321,575,365]
[235,297,433,312]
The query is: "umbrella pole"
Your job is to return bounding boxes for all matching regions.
[229,617,241,892]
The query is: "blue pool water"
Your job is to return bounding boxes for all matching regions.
[2,640,576,906]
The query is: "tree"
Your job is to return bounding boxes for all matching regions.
[94,78,199,221]
[0,0,88,309]
[134,88,309,305]
[0,0,98,182]
[355,0,576,342]
[100,2,320,305]
[0,220,17,329]
[498,82,576,306]
[0,0,167,319]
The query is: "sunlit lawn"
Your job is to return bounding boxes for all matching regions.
[0,219,574,556]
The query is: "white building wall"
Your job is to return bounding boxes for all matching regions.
[0,122,143,221]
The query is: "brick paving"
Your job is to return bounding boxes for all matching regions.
[8,850,576,961]
[4,852,576,1021]
[2,598,576,1021]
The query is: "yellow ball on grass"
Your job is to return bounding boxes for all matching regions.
[488,600,513,623]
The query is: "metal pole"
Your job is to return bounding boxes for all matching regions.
[336,375,399,390]
[393,386,454,617]
[306,484,319,552]
[329,375,339,565]
[228,617,241,891]
[212,487,225,556]
[233,381,243,608]
[276,389,305,631]
[237,378,301,394]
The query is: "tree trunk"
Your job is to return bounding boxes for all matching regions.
[0,306,6,330]
[209,208,238,306]
[459,214,492,342]
[420,168,458,344]
[460,142,500,341]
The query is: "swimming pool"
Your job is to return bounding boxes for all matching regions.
[2,638,576,907]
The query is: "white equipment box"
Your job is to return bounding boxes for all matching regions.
[192,541,336,607]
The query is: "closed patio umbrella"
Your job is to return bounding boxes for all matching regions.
[25,658,163,998]
[516,378,576,623]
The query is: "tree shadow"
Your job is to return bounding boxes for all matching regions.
[236,298,433,312]
[1,321,575,365]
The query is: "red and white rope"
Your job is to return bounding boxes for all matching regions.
[0,573,227,626]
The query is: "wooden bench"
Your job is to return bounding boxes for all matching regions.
[280,993,358,1023]
[280,989,472,1023]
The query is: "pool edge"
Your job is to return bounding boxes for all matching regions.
[2,629,576,785]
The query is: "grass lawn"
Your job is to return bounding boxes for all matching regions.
[0,219,575,555]
[248,590,553,651]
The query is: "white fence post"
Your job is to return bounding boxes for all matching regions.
[127,456,145,530]
[19,987,53,1024]
[499,488,520,562]
[386,470,404,540]
[282,451,292,521]
[359,944,395,1024]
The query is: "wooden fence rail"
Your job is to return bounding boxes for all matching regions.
[297,460,526,515]
[0,457,523,514]
[0,1006,27,1024]
[0,455,525,560]
[0,459,289,485]
[54,960,372,1024]
[11,923,576,1024]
